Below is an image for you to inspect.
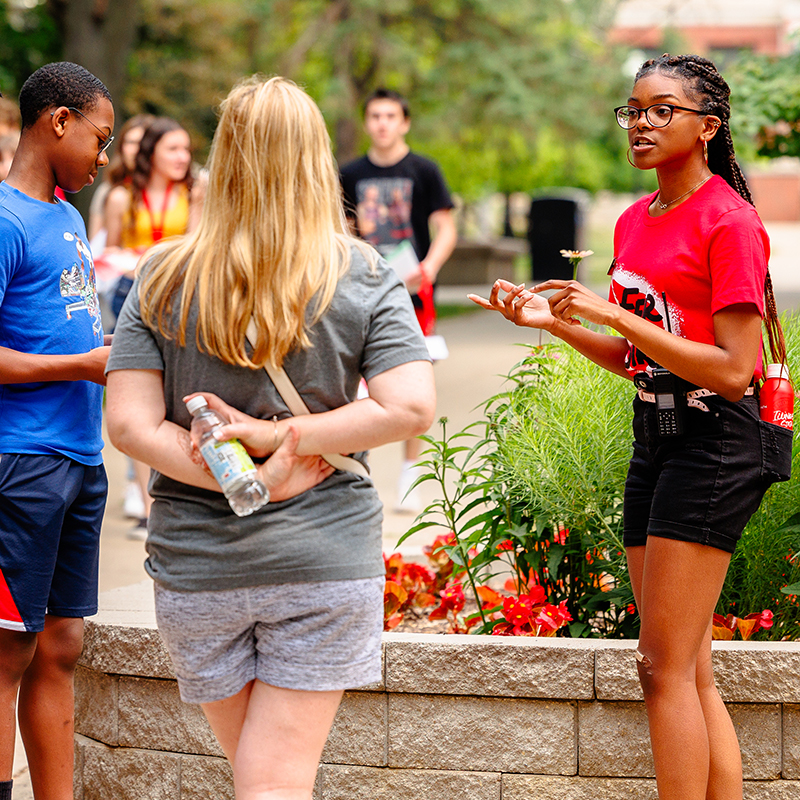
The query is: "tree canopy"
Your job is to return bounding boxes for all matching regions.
[1,0,649,200]
[728,44,800,161]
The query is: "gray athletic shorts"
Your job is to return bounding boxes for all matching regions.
[154,576,385,704]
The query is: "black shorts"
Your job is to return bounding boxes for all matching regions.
[0,454,107,632]
[623,393,789,554]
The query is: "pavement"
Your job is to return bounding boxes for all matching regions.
[10,218,800,796]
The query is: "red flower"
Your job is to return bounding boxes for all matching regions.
[554,525,568,546]
[524,585,547,605]
[758,609,774,630]
[538,601,572,627]
[440,582,465,612]
[497,539,515,551]
[503,596,534,627]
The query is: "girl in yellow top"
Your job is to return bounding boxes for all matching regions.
[104,117,205,537]
[105,117,202,253]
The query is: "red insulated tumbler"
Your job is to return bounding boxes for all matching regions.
[760,364,793,430]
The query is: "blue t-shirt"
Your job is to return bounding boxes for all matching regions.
[0,183,104,465]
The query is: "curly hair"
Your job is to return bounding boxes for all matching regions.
[635,54,786,367]
[18,62,111,130]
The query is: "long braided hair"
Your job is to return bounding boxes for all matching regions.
[635,54,787,368]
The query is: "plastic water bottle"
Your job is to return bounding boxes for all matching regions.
[760,364,794,430]
[185,396,269,516]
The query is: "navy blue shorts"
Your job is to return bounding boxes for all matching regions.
[623,393,787,554]
[0,454,107,632]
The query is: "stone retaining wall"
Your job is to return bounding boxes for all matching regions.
[74,582,800,799]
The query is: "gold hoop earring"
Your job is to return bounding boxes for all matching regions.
[703,140,708,163]
[626,147,638,169]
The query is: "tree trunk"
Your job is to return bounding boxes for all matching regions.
[47,0,139,219]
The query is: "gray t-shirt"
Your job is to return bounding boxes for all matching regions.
[106,246,430,592]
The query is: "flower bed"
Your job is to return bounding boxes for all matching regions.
[74,581,800,800]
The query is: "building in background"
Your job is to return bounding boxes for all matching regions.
[610,0,800,58]
[610,0,800,221]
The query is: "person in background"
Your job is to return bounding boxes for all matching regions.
[472,54,786,800]
[340,88,457,513]
[0,133,19,182]
[0,61,113,800]
[105,75,434,800]
[0,96,20,137]
[102,116,205,539]
[88,113,154,244]
[87,114,155,522]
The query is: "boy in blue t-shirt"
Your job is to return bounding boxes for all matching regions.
[0,63,114,800]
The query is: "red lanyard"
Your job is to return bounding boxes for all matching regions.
[141,182,173,242]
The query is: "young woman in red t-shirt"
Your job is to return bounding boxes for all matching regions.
[472,54,788,800]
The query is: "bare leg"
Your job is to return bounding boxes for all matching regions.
[203,681,342,800]
[697,621,742,800]
[200,681,254,762]
[403,436,424,462]
[17,615,85,800]
[0,629,37,781]
[626,539,738,800]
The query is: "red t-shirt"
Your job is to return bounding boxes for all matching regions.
[609,175,769,379]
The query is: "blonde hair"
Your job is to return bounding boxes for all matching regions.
[138,76,372,368]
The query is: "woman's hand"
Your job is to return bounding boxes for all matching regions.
[468,280,556,330]
[533,280,619,328]
[259,425,334,502]
[183,392,279,458]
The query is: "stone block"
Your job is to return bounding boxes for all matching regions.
[384,633,595,699]
[743,780,800,799]
[118,676,223,757]
[315,764,502,800]
[80,582,177,679]
[388,694,576,774]
[74,666,118,746]
[80,620,175,680]
[594,642,642,701]
[784,704,800,779]
[578,701,653,777]
[180,755,234,800]
[502,775,658,800]
[78,736,180,800]
[322,692,387,767]
[729,703,782,780]
[714,643,800,703]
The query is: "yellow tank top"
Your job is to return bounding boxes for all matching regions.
[121,183,190,250]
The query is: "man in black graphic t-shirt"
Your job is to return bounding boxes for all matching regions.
[340,88,456,512]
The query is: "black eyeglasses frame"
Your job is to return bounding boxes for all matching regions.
[50,107,115,154]
[614,103,708,130]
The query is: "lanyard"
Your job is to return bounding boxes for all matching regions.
[141,182,174,243]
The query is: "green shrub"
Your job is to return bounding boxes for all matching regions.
[409,315,800,640]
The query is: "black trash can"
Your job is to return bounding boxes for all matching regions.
[527,190,589,281]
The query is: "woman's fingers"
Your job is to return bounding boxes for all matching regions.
[467,293,492,310]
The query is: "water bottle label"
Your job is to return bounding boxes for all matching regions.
[199,438,258,491]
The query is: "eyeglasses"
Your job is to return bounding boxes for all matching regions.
[51,107,115,154]
[614,103,707,130]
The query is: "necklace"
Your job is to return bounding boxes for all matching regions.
[655,174,712,210]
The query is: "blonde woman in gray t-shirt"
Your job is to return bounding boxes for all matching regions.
[105,77,434,800]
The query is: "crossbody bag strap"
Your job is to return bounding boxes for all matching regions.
[246,320,369,478]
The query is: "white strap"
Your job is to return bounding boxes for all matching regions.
[637,385,753,413]
[246,321,369,478]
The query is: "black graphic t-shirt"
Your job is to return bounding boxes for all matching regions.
[340,152,454,262]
